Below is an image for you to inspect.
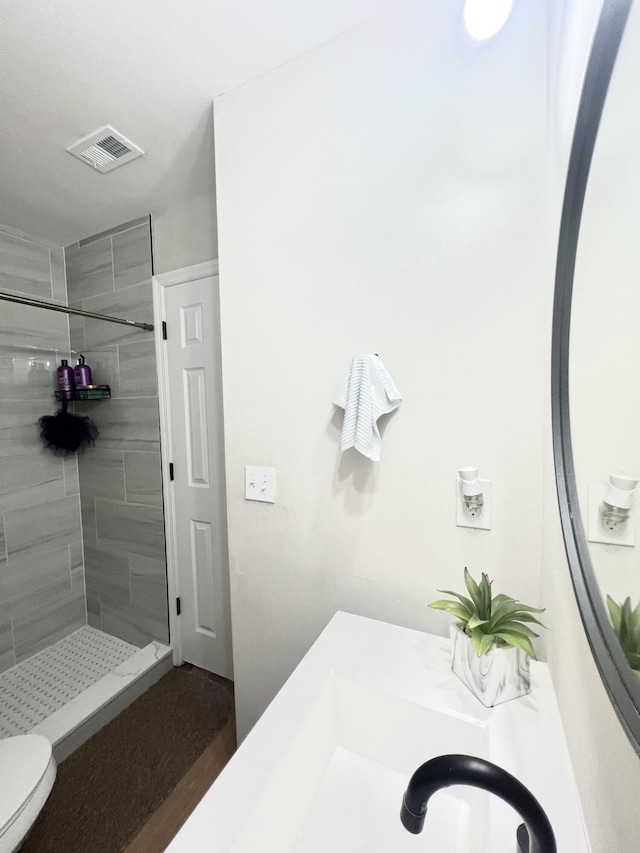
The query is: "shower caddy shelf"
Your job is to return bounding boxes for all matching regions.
[55,385,111,402]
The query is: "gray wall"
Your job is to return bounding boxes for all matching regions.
[66,217,169,647]
[152,192,218,276]
[0,224,85,673]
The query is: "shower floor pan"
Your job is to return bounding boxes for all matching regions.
[0,626,172,761]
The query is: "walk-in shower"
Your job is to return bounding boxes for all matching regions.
[0,216,172,761]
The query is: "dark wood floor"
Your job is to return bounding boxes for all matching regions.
[123,664,237,853]
[123,716,237,851]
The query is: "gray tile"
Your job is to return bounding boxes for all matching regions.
[73,399,92,418]
[0,451,66,512]
[84,544,130,601]
[124,451,162,506]
[63,455,80,496]
[117,340,157,397]
[0,231,53,300]
[13,589,86,662]
[69,310,85,352]
[0,300,69,353]
[80,495,98,546]
[130,572,168,620]
[87,612,102,631]
[76,347,119,396]
[0,620,15,673]
[78,217,149,247]
[95,499,165,561]
[0,350,57,401]
[69,540,84,589]
[86,590,102,629]
[82,283,154,347]
[0,546,72,621]
[113,224,152,291]
[0,401,56,457]
[4,495,81,562]
[78,448,125,500]
[128,552,166,580]
[65,238,114,301]
[100,596,169,647]
[90,397,160,452]
[0,515,6,563]
[50,248,67,305]
[128,553,167,620]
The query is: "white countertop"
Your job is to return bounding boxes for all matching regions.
[168,612,589,852]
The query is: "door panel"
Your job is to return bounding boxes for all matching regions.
[164,275,233,678]
[184,368,210,485]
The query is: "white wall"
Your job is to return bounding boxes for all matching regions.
[214,0,548,739]
[214,1,640,848]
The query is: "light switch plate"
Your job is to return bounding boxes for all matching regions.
[245,466,276,503]
[456,478,492,530]
[587,485,635,546]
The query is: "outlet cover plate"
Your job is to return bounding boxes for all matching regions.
[456,478,492,530]
[245,466,276,503]
[587,485,635,546]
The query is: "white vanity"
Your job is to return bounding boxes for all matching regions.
[167,612,588,852]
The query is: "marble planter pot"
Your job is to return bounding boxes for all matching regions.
[450,624,531,707]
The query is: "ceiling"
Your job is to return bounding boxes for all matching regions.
[0,0,393,246]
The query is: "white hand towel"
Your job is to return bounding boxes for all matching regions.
[334,354,402,461]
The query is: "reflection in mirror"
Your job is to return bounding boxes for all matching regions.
[570,0,640,668]
[552,0,640,754]
[606,596,640,682]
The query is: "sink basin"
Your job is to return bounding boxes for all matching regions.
[235,676,488,852]
[167,612,588,852]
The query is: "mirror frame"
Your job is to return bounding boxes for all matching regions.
[552,0,640,755]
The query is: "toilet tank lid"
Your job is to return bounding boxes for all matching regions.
[0,734,53,832]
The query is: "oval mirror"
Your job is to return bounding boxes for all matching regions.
[553,0,640,753]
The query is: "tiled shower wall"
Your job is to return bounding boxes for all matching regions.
[0,224,85,674]
[66,217,169,646]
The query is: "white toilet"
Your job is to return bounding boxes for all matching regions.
[0,734,56,853]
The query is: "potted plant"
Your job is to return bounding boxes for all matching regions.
[429,568,545,707]
[606,595,640,680]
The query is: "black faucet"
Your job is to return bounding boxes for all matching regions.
[400,754,556,853]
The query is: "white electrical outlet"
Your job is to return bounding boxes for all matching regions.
[587,485,635,546]
[456,478,492,530]
[245,466,276,503]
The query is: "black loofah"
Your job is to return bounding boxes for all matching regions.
[39,404,99,455]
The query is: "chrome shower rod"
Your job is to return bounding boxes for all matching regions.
[0,290,154,332]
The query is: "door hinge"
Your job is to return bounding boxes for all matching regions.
[176,596,181,616]
[169,462,174,481]
[162,320,167,340]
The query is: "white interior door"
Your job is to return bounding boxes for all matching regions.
[163,274,233,679]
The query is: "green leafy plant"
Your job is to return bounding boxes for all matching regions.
[429,567,545,658]
[606,595,640,679]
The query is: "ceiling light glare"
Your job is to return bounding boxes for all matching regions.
[464,0,513,40]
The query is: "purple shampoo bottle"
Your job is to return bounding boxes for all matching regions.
[57,359,75,399]
[74,355,93,387]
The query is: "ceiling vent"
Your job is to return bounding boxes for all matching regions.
[66,126,144,173]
